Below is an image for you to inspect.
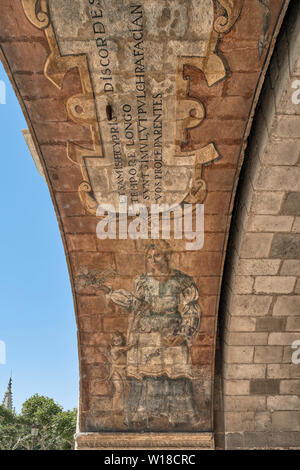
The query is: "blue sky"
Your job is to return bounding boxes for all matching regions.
[0,62,79,413]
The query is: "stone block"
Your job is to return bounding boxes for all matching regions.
[282,345,295,363]
[251,191,284,215]
[268,332,300,346]
[231,295,272,317]
[226,346,254,363]
[237,259,281,275]
[224,380,250,396]
[225,432,244,449]
[268,432,300,448]
[66,234,97,252]
[233,276,254,294]
[270,234,300,259]
[268,364,300,379]
[280,380,300,394]
[243,432,269,448]
[1,40,49,73]
[225,396,266,412]
[292,218,300,233]
[225,364,266,379]
[227,332,268,346]
[229,316,257,332]
[282,193,300,216]
[281,260,300,276]
[286,316,300,331]
[254,346,283,364]
[261,139,300,166]
[255,167,300,192]
[254,276,296,294]
[247,214,294,232]
[240,233,273,258]
[256,317,286,332]
[90,379,112,396]
[41,144,73,169]
[254,411,272,431]
[25,98,68,123]
[272,116,300,140]
[225,412,255,432]
[250,379,280,395]
[273,296,300,316]
[272,411,300,431]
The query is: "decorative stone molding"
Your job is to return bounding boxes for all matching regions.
[75,432,214,450]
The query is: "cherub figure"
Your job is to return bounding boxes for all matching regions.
[106,332,134,411]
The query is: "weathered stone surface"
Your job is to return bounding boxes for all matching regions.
[230,295,272,317]
[227,332,269,346]
[282,193,300,216]
[251,191,284,215]
[256,317,286,332]
[281,260,300,276]
[254,276,296,294]
[226,346,254,363]
[286,316,300,331]
[272,116,300,140]
[250,379,280,395]
[239,233,273,258]
[224,381,250,396]
[273,296,300,316]
[292,218,300,233]
[268,332,300,346]
[254,346,283,364]
[255,166,300,192]
[272,412,300,431]
[295,279,300,294]
[254,411,272,432]
[225,433,244,449]
[280,380,300,394]
[248,214,294,232]
[233,276,254,294]
[225,396,266,412]
[225,365,266,380]
[270,234,300,259]
[230,316,257,332]
[261,140,300,166]
[237,259,281,276]
[268,364,300,379]
[243,432,270,448]
[268,432,300,448]
[225,412,254,431]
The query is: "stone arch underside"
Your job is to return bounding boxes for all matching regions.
[217,0,300,449]
[0,0,294,449]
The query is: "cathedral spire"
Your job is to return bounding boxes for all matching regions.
[2,377,13,411]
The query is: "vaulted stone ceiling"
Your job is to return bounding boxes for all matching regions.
[0,0,291,449]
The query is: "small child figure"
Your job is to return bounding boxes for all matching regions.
[106,331,133,411]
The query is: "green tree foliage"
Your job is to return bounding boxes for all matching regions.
[0,395,77,450]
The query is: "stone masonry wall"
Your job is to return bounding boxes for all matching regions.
[219,0,300,449]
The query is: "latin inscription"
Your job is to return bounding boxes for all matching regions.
[49,0,214,209]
